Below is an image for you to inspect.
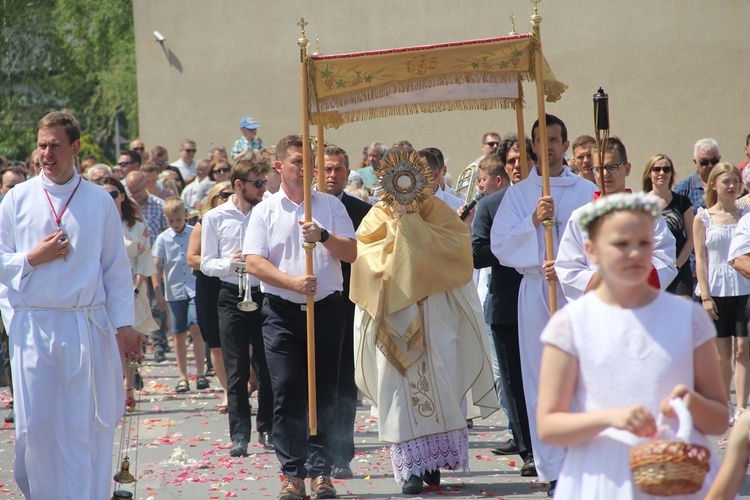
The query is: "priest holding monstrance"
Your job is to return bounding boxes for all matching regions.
[351,146,499,496]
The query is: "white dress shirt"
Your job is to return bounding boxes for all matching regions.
[243,189,355,303]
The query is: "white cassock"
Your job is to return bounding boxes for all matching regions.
[0,172,133,499]
[490,165,597,482]
[729,212,750,265]
[556,200,678,301]
[435,186,465,211]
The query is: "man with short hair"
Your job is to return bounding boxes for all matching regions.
[571,135,596,183]
[171,139,198,182]
[419,148,464,211]
[118,149,142,177]
[201,152,274,456]
[0,166,27,201]
[556,136,677,301]
[490,114,597,496]
[314,145,371,479]
[471,153,534,473]
[130,138,150,162]
[85,163,112,185]
[141,162,175,200]
[0,111,145,498]
[245,135,357,500]
[232,117,263,160]
[674,138,721,214]
[356,142,385,189]
[497,133,535,185]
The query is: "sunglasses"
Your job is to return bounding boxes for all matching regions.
[485,141,499,147]
[184,149,197,154]
[216,191,233,200]
[117,161,134,167]
[213,167,230,174]
[651,166,673,173]
[132,147,144,152]
[241,178,269,189]
[108,190,120,199]
[699,157,720,167]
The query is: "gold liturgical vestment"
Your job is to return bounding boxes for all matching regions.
[351,197,499,444]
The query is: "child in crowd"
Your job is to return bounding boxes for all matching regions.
[153,197,208,393]
[536,192,728,499]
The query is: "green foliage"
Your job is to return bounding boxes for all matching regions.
[0,0,137,163]
[79,134,105,161]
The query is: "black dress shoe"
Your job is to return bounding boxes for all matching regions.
[3,410,13,423]
[520,456,538,477]
[547,479,557,497]
[401,475,422,495]
[134,370,144,390]
[491,439,519,455]
[230,439,249,457]
[423,468,440,486]
[154,350,167,363]
[258,431,275,450]
[331,462,353,479]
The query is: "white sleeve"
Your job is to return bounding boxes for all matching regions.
[0,189,34,291]
[199,212,231,278]
[729,213,750,263]
[555,214,594,301]
[490,186,543,270]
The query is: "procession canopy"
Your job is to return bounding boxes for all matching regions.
[306,33,567,128]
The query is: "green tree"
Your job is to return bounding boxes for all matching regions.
[0,0,137,163]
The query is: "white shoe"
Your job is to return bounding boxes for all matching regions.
[734,406,746,425]
[729,402,736,426]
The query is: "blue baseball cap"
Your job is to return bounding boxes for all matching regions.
[239,117,260,130]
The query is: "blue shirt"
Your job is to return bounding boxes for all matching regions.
[152,225,196,301]
[673,172,705,214]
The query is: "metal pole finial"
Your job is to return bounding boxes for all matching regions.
[509,12,517,35]
[297,18,309,61]
[313,36,320,56]
[530,0,542,29]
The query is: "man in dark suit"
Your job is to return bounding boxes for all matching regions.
[471,144,535,477]
[316,145,371,479]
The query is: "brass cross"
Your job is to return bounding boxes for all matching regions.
[297,17,308,37]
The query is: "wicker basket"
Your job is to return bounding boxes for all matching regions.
[630,439,710,496]
[629,398,710,496]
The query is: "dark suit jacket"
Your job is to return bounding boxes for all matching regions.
[471,187,523,326]
[339,192,372,318]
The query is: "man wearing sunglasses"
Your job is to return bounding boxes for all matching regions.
[130,138,150,162]
[117,149,142,177]
[556,136,677,301]
[675,138,722,214]
[171,139,198,183]
[463,132,502,180]
[201,152,274,458]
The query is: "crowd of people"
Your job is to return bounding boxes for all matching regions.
[3,111,750,499]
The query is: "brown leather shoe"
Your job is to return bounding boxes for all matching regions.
[310,475,338,499]
[278,475,305,500]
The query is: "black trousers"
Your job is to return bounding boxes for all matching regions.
[262,292,344,479]
[330,298,357,465]
[491,323,533,462]
[217,285,272,442]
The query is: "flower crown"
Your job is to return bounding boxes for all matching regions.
[576,192,661,232]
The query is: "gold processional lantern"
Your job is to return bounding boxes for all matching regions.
[111,360,141,500]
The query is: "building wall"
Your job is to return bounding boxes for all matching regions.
[134,0,750,188]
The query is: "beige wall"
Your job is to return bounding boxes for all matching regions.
[134,1,750,188]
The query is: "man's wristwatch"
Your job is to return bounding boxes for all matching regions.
[134,288,140,295]
[319,228,330,243]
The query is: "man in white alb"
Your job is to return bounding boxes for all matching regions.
[0,111,145,499]
[490,114,597,496]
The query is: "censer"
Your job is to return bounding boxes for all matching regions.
[112,361,141,500]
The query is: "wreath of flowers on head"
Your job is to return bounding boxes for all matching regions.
[576,192,661,232]
[376,148,434,213]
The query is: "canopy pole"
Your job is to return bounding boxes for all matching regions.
[531,2,557,314]
[298,17,317,436]
[515,81,529,180]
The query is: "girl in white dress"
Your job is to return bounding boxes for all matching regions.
[537,192,728,499]
[694,163,750,423]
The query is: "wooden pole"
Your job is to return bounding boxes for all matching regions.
[298,18,317,436]
[531,5,557,314]
[515,81,529,180]
[316,123,325,192]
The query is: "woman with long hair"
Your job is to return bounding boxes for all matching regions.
[103,176,160,412]
[694,163,750,424]
[187,181,232,412]
[642,154,694,296]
